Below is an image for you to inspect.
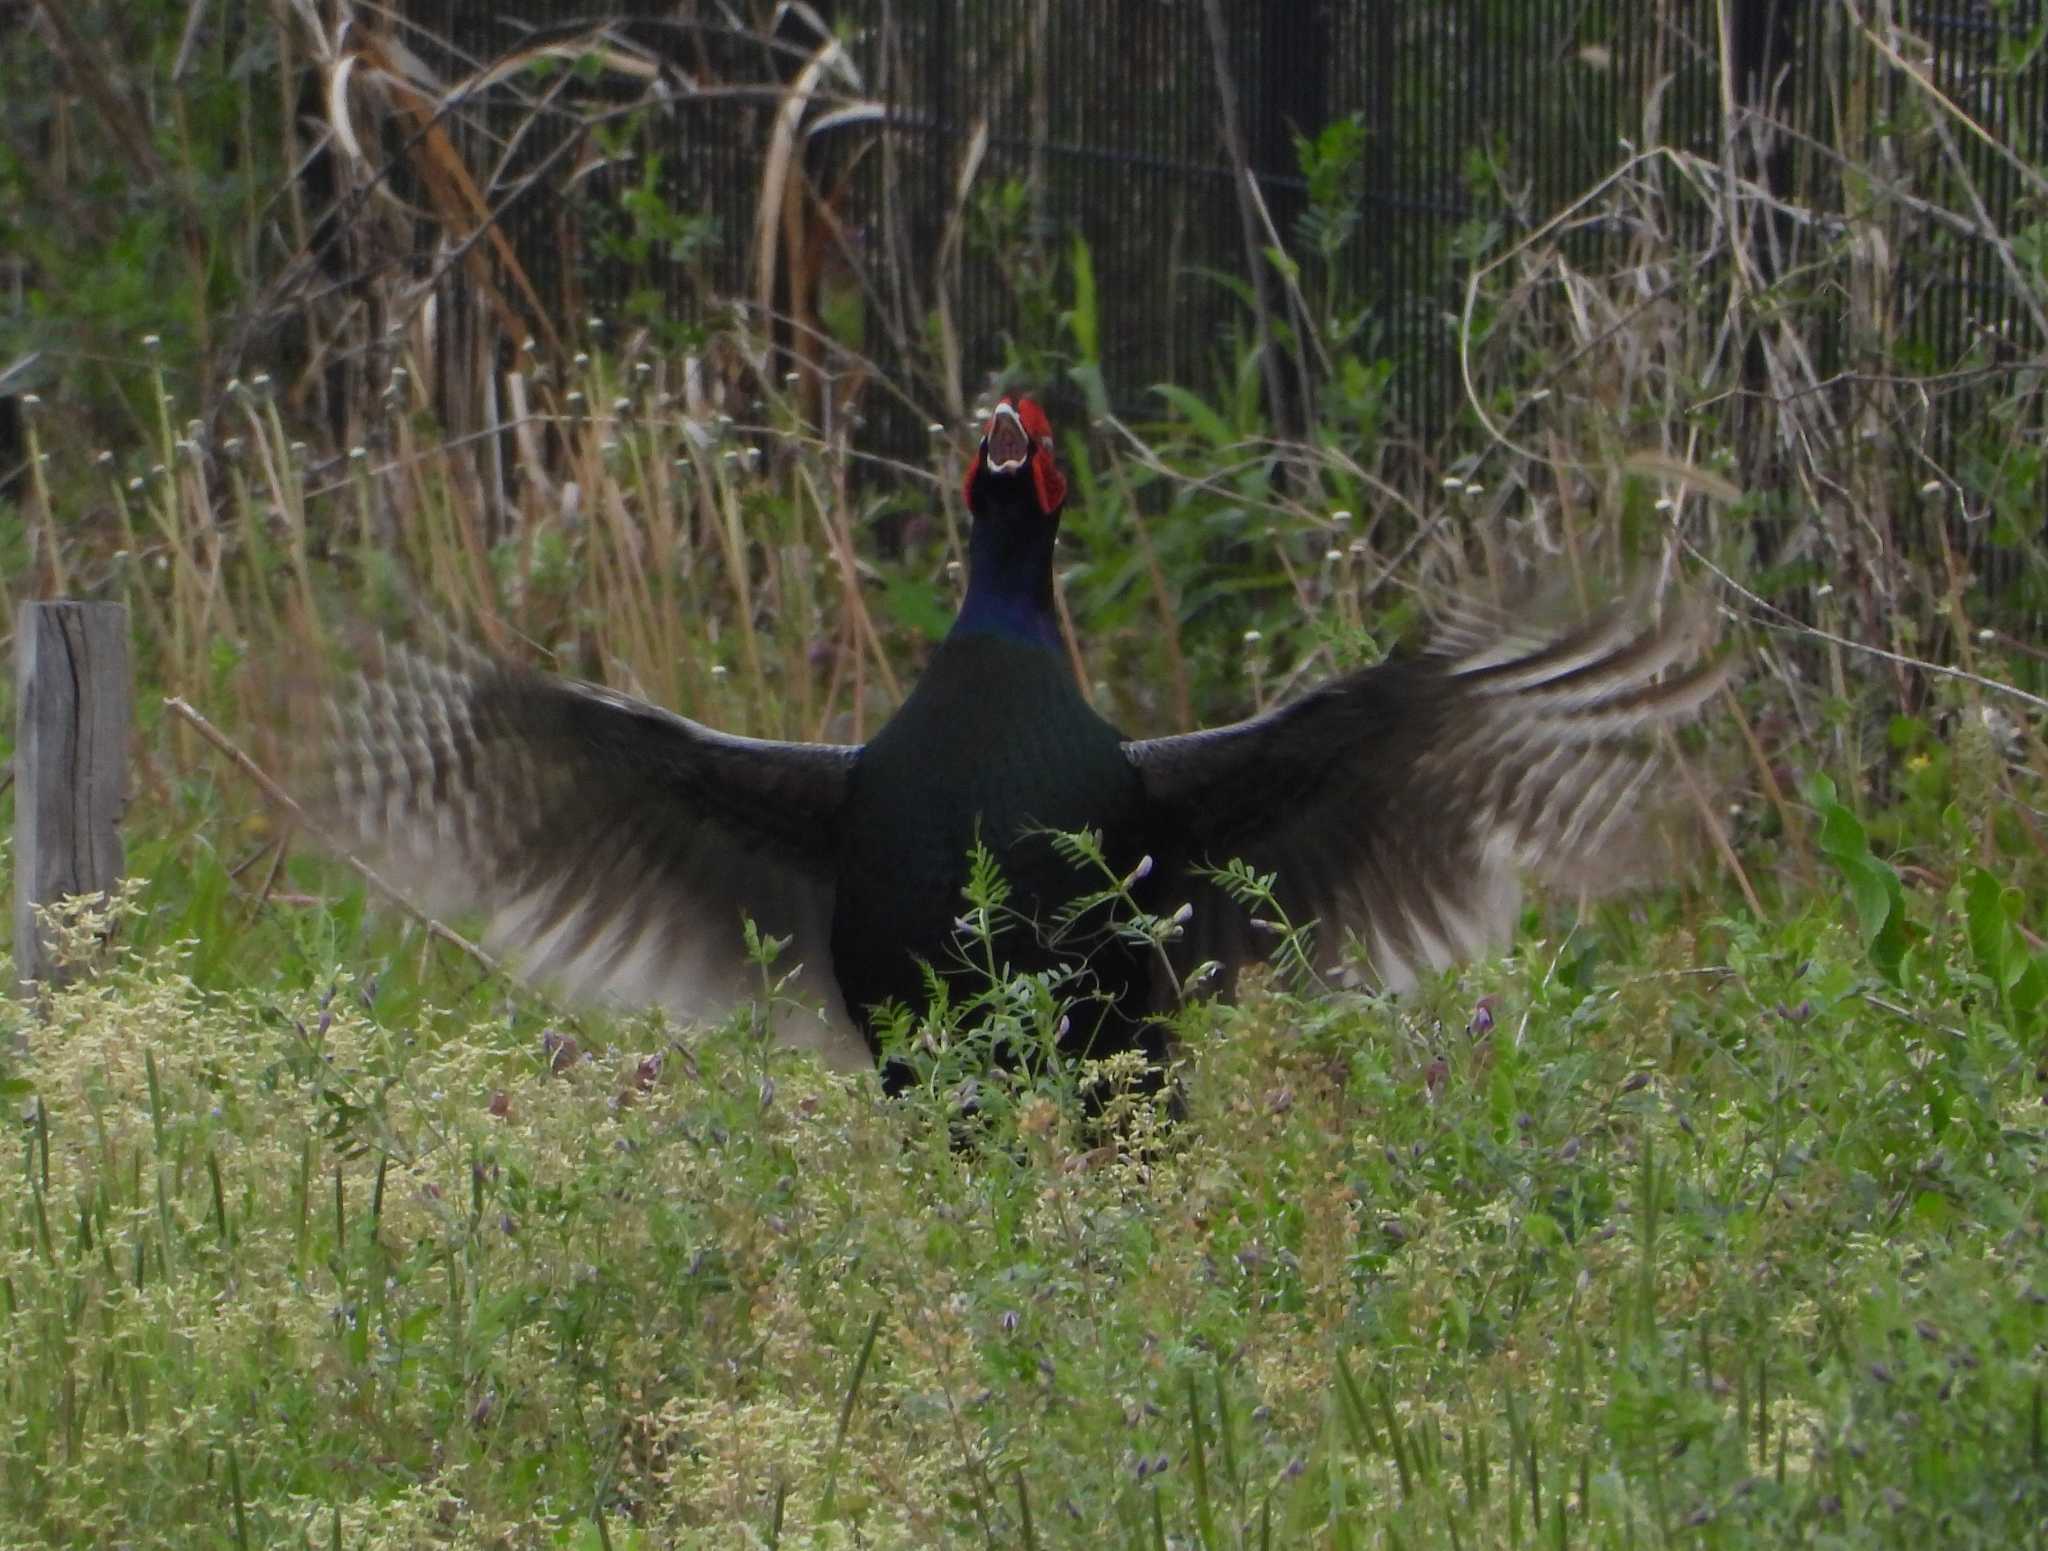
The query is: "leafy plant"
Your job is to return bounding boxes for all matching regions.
[1809,772,1911,984]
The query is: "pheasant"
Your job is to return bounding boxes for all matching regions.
[332,394,1726,1085]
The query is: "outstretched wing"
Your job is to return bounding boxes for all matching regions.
[330,650,867,1066]
[1125,590,1728,995]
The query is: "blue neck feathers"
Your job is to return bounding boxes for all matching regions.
[949,485,1062,652]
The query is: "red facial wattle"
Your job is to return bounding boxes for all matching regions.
[963,394,1068,515]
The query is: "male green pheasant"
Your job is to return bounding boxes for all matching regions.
[333,395,1725,1083]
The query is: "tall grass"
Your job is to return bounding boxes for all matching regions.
[0,1,2039,1041]
[3,2,2048,1543]
[2,858,2045,1546]
[6,2,2044,771]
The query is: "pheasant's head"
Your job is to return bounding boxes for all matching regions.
[963,394,1067,519]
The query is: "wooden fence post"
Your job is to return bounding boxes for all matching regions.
[12,601,130,996]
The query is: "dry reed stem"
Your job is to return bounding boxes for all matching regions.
[1683,544,2048,718]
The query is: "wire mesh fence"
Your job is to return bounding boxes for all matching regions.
[377,0,2041,471]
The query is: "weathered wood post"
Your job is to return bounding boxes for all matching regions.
[12,601,130,996]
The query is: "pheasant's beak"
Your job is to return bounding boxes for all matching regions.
[964,394,1068,516]
[983,402,1032,475]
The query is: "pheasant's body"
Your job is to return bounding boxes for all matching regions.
[833,632,1152,1078]
[331,394,1729,1094]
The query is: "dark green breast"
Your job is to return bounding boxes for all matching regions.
[830,635,1149,1063]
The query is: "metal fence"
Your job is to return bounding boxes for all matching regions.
[391,0,2046,454]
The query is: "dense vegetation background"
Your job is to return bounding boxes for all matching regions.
[2,1,2046,1545]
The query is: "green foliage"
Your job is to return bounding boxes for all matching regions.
[1808,773,1910,984]
[4,853,2047,1547]
[0,0,287,436]
[1294,113,1370,263]
[969,177,1069,388]
[1962,866,2048,1036]
[601,153,724,349]
[5,6,2048,1545]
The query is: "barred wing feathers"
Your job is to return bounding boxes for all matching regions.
[1125,594,1728,993]
[331,651,867,1067]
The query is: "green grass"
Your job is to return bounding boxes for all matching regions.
[5,8,2047,1541]
[3,818,2045,1547]
[3,305,2044,1547]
